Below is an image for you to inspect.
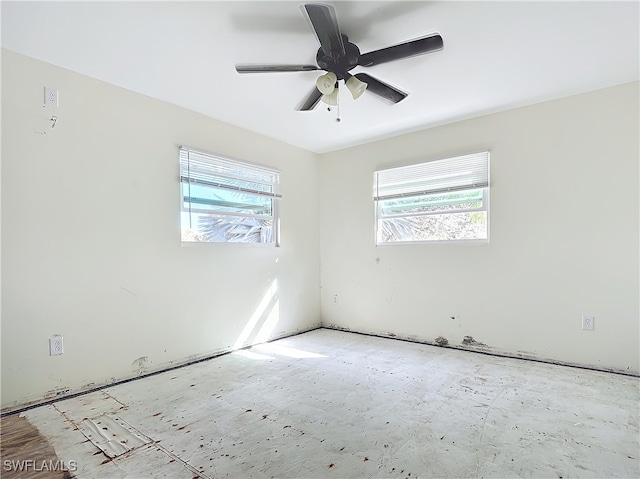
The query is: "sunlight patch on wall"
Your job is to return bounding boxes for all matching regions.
[232,279,279,350]
[252,299,280,345]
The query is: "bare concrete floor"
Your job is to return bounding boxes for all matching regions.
[4,329,639,478]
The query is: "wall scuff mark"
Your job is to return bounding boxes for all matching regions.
[435,336,449,347]
[462,336,486,347]
[131,357,150,375]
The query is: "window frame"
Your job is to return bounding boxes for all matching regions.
[373,151,490,245]
[179,146,281,246]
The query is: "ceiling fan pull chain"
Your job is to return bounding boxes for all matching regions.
[336,84,341,123]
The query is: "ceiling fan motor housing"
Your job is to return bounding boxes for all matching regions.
[316,35,360,79]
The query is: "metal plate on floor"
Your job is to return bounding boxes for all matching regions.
[79,414,151,458]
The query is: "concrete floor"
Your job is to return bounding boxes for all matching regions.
[4,329,639,478]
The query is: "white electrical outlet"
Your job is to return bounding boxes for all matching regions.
[49,335,64,355]
[581,316,595,331]
[333,294,339,304]
[44,87,59,107]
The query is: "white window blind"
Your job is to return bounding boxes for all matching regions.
[179,146,280,244]
[179,146,281,198]
[374,151,489,201]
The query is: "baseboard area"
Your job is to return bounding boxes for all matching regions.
[4,323,635,417]
[320,324,640,378]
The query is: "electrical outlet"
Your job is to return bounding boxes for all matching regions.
[333,294,339,304]
[581,316,595,331]
[44,87,59,107]
[49,335,64,355]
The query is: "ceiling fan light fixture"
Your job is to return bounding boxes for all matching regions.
[316,72,337,95]
[321,88,339,105]
[345,75,367,100]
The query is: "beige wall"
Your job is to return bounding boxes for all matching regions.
[319,82,639,374]
[1,50,321,409]
[2,48,638,411]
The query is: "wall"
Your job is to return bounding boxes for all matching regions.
[1,50,321,410]
[2,49,637,413]
[319,82,639,374]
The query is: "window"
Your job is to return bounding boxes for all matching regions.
[374,151,489,244]
[179,146,281,244]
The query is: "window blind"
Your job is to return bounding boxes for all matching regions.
[179,146,281,198]
[374,151,489,201]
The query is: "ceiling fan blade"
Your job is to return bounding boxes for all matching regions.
[236,64,319,73]
[297,87,323,111]
[358,34,443,67]
[354,73,408,104]
[302,4,345,57]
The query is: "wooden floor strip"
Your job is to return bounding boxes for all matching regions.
[1,415,74,479]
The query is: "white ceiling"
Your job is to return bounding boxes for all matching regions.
[2,1,638,153]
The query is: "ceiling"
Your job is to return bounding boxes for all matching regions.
[2,1,638,153]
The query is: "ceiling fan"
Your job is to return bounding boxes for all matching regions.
[235,3,444,111]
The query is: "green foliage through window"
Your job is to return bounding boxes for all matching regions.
[374,152,489,244]
[179,147,280,244]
